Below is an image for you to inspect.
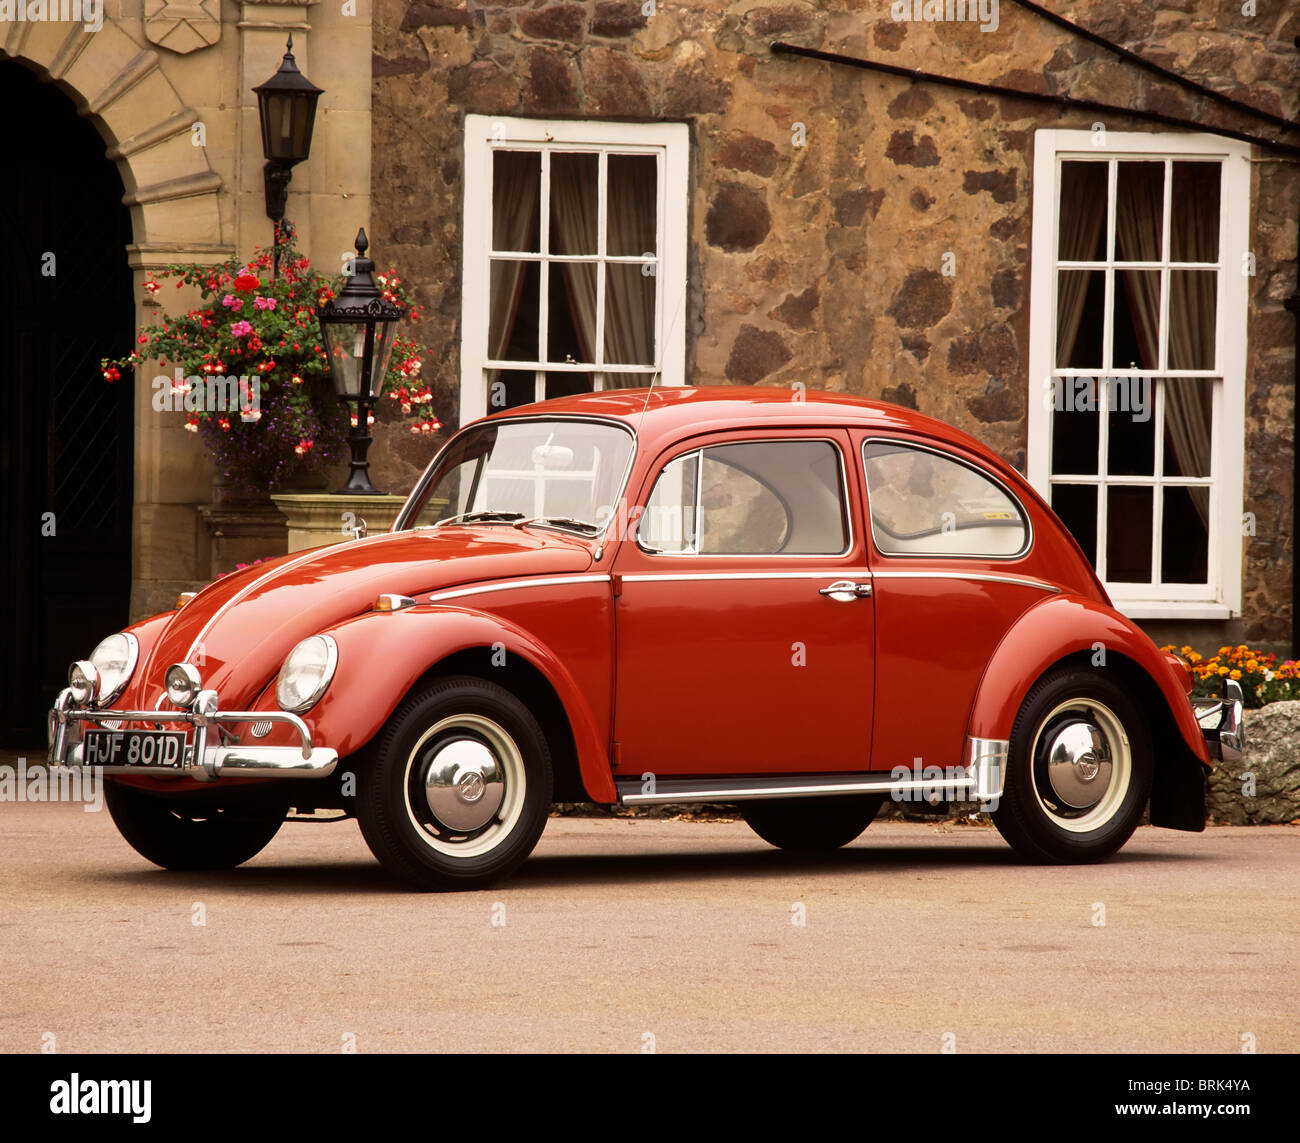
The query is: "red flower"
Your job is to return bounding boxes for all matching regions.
[233,272,260,293]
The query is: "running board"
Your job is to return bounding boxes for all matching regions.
[618,772,972,806]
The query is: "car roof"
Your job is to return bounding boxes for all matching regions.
[494,385,1009,470]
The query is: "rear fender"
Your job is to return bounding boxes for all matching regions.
[968,595,1211,832]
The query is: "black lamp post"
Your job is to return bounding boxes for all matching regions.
[253,35,323,278]
[317,229,403,495]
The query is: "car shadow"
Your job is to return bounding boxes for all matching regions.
[86,837,1207,896]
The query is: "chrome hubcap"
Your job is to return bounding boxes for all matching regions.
[402,713,526,858]
[1030,699,1131,833]
[423,738,504,832]
[1044,720,1112,809]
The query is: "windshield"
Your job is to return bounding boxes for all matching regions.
[401,419,635,532]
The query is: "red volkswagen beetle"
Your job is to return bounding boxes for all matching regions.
[49,387,1243,889]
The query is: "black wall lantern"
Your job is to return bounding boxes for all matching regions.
[317,229,404,495]
[253,36,323,243]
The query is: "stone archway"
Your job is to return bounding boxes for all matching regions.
[1,25,232,742]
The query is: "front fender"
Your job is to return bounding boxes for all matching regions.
[307,604,615,802]
[968,594,1211,768]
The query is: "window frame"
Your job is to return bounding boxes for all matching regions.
[460,115,689,425]
[1027,129,1250,619]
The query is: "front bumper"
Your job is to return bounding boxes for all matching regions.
[47,687,338,782]
[1193,677,1245,765]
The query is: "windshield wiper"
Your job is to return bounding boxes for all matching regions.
[429,511,526,528]
[512,516,602,536]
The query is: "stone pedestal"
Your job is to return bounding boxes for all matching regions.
[271,493,410,553]
[196,500,290,578]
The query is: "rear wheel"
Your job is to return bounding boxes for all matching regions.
[104,783,284,871]
[357,676,552,891]
[993,665,1152,863]
[741,795,884,851]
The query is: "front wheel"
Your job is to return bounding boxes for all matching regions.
[741,795,884,851]
[104,783,285,871]
[992,665,1152,864]
[356,676,553,891]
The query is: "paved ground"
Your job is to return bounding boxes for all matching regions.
[1,797,1296,1053]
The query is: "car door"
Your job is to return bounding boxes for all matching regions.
[611,429,875,776]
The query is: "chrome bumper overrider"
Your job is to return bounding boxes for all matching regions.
[1193,677,1245,766]
[46,688,338,782]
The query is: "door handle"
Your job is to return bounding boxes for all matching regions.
[819,580,872,602]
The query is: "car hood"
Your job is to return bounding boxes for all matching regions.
[135,526,594,709]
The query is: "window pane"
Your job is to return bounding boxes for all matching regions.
[599,371,657,391]
[864,442,1025,557]
[549,152,598,256]
[492,151,540,253]
[1056,270,1104,368]
[1051,484,1097,566]
[544,372,594,400]
[1106,486,1153,582]
[1171,161,1220,263]
[1162,486,1210,584]
[1168,270,1217,370]
[1108,381,1155,475]
[699,451,791,555]
[486,369,536,412]
[549,261,595,364]
[1058,161,1107,261]
[1112,269,1160,369]
[1050,381,1099,475]
[608,154,658,257]
[604,263,656,365]
[489,260,539,360]
[1163,379,1213,477]
[641,452,698,554]
[1115,161,1164,262]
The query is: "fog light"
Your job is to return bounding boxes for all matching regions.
[68,661,99,705]
[165,663,203,708]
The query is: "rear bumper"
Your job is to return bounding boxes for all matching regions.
[47,688,338,782]
[1193,677,1245,766]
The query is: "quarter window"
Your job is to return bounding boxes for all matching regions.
[863,442,1027,557]
[640,440,848,556]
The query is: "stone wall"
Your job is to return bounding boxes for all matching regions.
[370,0,1299,649]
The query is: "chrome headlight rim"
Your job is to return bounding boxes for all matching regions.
[276,635,339,714]
[88,632,139,709]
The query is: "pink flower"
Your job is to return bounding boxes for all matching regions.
[254,296,277,311]
[222,295,242,309]
[231,321,253,338]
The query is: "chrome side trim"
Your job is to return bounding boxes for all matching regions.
[426,574,612,603]
[617,772,978,805]
[965,736,1009,802]
[871,570,1061,594]
[621,571,867,583]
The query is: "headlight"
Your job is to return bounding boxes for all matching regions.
[68,661,100,705]
[165,663,203,708]
[276,635,338,713]
[88,633,139,708]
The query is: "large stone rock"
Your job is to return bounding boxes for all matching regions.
[1206,701,1300,825]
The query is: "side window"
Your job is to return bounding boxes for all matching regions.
[863,442,1028,557]
[640,440,848,556]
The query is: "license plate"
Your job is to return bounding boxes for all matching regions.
[83,729,187,769]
